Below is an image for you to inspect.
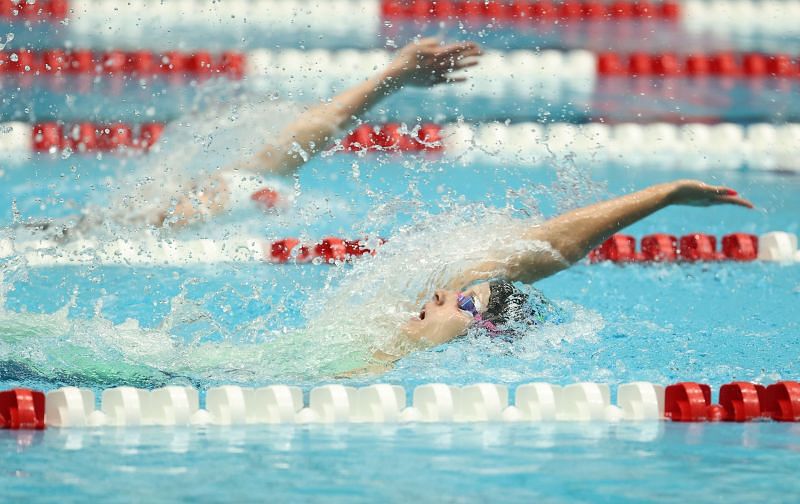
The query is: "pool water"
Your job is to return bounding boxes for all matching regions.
[4,423,800,503]
[2,7,800,502]
[2,152,799,500]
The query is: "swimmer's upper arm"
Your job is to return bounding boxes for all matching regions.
[447,241,568,287]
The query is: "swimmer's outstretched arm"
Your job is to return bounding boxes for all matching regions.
[235,38,482,176]
[456,180,754,286]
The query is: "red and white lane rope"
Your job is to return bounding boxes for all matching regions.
[4,49,800,90]
[3,380,799,428]
[3,121,800,173]
[589,232,800,263]
[381,0,800,38]
[1,232,797,266]
[32,0,800,38]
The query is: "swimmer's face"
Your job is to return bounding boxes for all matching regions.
[402,283,491,347]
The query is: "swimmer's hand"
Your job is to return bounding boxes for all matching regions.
[383,38,482,88]
[668,180,754,209]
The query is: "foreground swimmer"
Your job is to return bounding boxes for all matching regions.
[352,179,754,374]
[154,38,482,228]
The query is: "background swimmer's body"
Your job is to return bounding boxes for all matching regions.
[354,179,754,374]
[16,39,482,238]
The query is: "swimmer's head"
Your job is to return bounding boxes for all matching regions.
[401,280,540,347]
[402,288,477,348]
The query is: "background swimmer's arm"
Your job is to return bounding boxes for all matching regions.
[453,180,754,286]
[235,39,482,176]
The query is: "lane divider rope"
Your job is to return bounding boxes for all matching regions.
[2,121,799,173]
[3,49,800,88]
[22,0,800,39]
[1,232,797,266]
[2,380,799,428]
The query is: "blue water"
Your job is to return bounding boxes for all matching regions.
[2,12,800,504]
[5,74,800,123]
[3,423,800,502]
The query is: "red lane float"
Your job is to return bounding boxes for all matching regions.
[664,381,800,422]
[268,237,382,263]
[665,382,713,421]
[640,233,677,262]
[598,52,800,78]
[590,233,758,263]
[679,233,723,261]
[722,233,759,261]
[342,123,443,152]
[0,0,67,20]
[764,381,800,422]
[382,0,680,21]
[719,382,767,422]
[0,389,46,430]
[588,234,640,262]
[0,49,245,78]
[33,122,166,152]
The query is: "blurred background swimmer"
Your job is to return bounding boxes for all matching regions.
[19,38,482,240]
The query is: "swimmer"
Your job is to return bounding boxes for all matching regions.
[352,179,754,374]
[15,38,482,239]
[150,38,483,229]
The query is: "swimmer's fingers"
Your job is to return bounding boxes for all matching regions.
[453,59,480,71]
[437,76,468,85]
[715,195,755,209]
[440,41,483,59]
[708,185,754,208]
[415,36,442,47]
[671,180,753,208]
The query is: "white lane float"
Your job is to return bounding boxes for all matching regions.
[758,232,799,262]
[617,382,666,421]
[514,383,561,421]
[353,384,406,423]
[249,385,304,424]
[558,383,612,421]
[307,384,357,423]
[45,387,96,428]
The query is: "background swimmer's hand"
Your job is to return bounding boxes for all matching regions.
[383,38,482,88]
[668,180,754,209]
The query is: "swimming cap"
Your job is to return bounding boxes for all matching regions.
[482,280,550,331]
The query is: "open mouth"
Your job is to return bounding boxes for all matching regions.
[419,309,426,320]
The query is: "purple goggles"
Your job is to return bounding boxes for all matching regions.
[457,293,498,333]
